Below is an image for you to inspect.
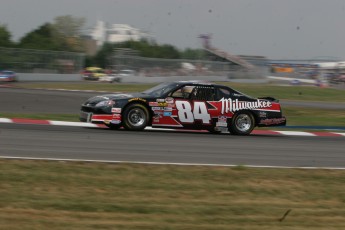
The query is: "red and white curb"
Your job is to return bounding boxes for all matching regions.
[1,117,345,137]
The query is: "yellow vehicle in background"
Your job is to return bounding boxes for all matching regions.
[81,67,121,82]
[81,67,107,80]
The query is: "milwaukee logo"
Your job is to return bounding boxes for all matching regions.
[220,98,272,114]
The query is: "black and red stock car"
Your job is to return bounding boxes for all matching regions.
[80,81,286,135]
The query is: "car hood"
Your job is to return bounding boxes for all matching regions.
[103,92,149,100]
[84,92,150,106]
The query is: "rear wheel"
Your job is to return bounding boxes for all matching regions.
[122,104,149,131]
[229,112,255,135]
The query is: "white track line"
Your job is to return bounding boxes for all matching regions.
[276,131,316,136]
[49,120,100,127]
[333,132,345,136]
[0,118,12,123]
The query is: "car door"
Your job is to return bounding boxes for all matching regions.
[173,85,215,129]
[151,85,195,128]
[151,84,218,129]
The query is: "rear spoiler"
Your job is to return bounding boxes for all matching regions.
[258,97,279,102]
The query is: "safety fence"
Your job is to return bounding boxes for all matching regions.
[0,47,85,74]
[110,54,268,79]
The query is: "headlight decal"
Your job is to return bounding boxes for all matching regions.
[95,100,115,107]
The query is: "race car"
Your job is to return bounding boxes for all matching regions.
[80,81,286,135]
[81,67,121,83]
[0,70,17,82]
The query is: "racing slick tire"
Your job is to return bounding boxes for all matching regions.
[122,103,149,131]
[105,123,121,130]
[229,111,255,135]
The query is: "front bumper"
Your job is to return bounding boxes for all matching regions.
[80,111,121,125]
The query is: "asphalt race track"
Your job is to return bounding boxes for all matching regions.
[0,123,344,168]
[0,87,98,114]
[1,87,344,168]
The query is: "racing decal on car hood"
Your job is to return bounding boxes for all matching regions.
[219,98,274,114]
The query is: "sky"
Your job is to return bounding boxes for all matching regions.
[1,0,345,60]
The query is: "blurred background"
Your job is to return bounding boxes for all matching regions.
[0,0,345,86]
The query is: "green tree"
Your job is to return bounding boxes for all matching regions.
[0,24,13,47]
[18,15,86,52]
[53,15,85,37]
[91,43,115,68]
[52,15,86,52]
[18,23,64,50]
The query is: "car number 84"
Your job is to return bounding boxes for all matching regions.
[175,101,211,124]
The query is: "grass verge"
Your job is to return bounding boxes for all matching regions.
[1,159,345,230]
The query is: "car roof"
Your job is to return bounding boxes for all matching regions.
[172,80,225,87]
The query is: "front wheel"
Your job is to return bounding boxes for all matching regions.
[122,104,149,131]
[229,112,255,135]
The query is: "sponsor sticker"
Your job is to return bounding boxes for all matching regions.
[149,102,159,106]
[151,107,162,111]
[156,99,165,102]
[259,118,286,125]
[111,108,122,113]
[158,102,168,107]
[163,111,172,116]
[220,98,272,114]
[150,101,167,107]
[259,111,267,118]
[163,107,173,111]
[154,110,164,115]
[153,114,161,122]
[218,116,227,123]
[165,97,174,103]
[128,98,146,102]
[111,120,121,124]
[112,114,121,119]
[216,122,228,127]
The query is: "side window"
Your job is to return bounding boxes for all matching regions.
[215,87,231,100]
[171,86,195,99]
[190,86,215,101]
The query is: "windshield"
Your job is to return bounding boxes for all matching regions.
[142,82,178,97]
